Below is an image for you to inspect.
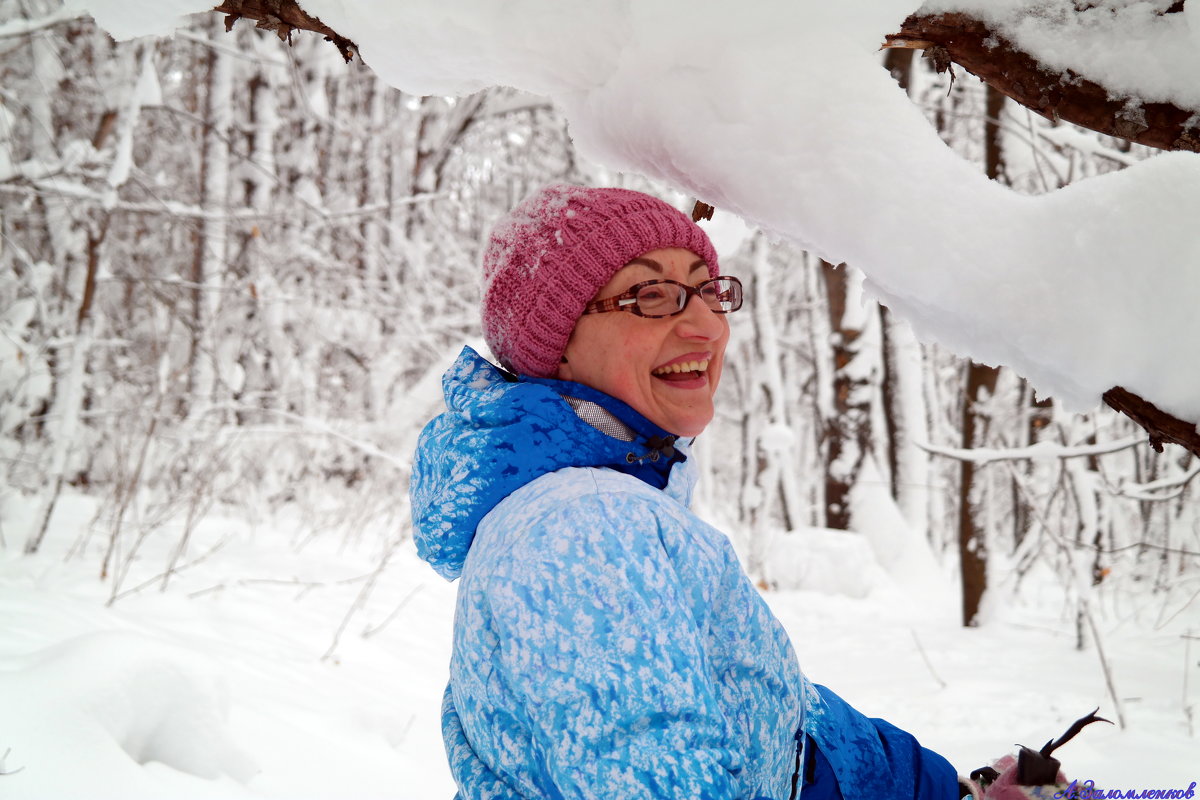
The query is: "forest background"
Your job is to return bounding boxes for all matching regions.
[0,2,1197,796]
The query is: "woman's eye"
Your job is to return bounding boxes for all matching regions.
[639,287,668,301]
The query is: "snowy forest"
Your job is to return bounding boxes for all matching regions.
[1,1,1198,798]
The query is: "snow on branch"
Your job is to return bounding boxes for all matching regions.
[0,7,85,38]
[883,11,1200,154]
[919,435,1143,464]
[185,1,1200,453]
[1108,462,1200,502]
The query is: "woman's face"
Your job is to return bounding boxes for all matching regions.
[558,247,730,437]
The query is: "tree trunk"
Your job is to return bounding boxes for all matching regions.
[188,19,233,416]
[26,226,103,553]
[880,307,931,535]
[821,261,875,531]
[957,360,1000,626]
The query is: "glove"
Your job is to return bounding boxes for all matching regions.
[960,709,1111,800]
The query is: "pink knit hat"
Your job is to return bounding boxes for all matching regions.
[481,184,720,378]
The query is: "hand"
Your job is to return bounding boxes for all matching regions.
[961,710,1111,800]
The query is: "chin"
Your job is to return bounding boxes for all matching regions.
[662,412,712,438]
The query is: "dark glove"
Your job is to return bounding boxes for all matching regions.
[960,709,1111,800]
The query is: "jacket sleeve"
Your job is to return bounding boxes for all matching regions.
[443,682,521,800]
[464,489,746,800]
[802,684,960,800]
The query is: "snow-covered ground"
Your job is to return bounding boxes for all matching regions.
[2,491,1195,799]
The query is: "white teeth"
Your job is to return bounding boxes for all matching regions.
[652,359,710,375]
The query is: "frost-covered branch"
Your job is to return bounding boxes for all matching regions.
[1107,462,1200,502]
[215,405,409,470]
[919,435,1142,464]
[883,11,1200,154]
[173,27,291,65]
[0,7,84,39]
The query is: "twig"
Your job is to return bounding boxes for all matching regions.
[1107,462,1200,502]
[185,572,370,599]
[109,538,230,602]
[0,7,83,38]
[1157,586,1200,631]
[209,404,408,469]
[1025,108,1055,194]
[910,629,947,689]
[1183,630,1195,737]
[100,388,165,580]
[1004,461,1127,727]
[1083,611,1126,728]
[880,38,934,50]
[362,584,424,639]
[322,537,403,660]
[0,747,25,776]
[919,436,1142,464]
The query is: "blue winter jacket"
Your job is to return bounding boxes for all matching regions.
[410,347,959,800]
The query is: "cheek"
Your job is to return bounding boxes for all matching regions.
[570,322,650,390]
[710,325,731,387]
[608,332,654,385]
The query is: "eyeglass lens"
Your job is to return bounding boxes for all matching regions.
[635,278,741,317]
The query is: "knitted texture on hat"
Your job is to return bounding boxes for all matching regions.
[481,184,720,378]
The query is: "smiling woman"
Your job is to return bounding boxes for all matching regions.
[408,184,961,800]
[559,247,734,437]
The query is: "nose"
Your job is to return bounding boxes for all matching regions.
[674,291,727,341]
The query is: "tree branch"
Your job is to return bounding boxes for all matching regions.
[0,7,84,38]
[883,12,1200,154]
[919,435,1142,464]
[1102,386,1200,458]
[212,0,357,62]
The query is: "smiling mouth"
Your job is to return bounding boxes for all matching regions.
[651,358,710,383]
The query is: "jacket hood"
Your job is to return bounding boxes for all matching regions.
[409,346,688,580]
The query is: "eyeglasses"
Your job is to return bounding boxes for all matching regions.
[582,276,743,318]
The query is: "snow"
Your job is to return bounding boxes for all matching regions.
[73,0,1200,422]
[2,491,1196,797]
[0,493,458,800]
[25,3,1200,794]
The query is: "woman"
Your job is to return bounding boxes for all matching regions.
[410,184,960,800]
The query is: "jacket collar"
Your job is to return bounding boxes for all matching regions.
[517,371,686,487]
[410,347,690,580]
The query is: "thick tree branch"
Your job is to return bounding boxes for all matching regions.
[212,0,356,62]
[882,12,1200,455]
[884,12,1200,153]
[1102,386,1200,458]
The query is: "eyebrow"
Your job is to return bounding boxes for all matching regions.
[626,257,709,274]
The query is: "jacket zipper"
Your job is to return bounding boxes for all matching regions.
[788,727,804,800]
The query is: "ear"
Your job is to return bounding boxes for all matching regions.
[556,354,573,381]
